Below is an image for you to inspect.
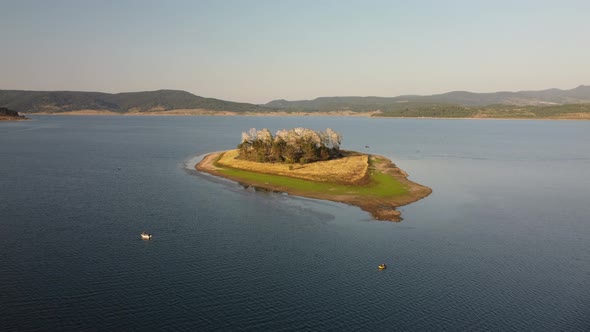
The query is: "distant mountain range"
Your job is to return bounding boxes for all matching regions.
[265,85,590,110]
[1,85,589,117]
[0,89,270,113]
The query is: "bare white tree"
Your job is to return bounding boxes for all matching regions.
[239,127,342,163]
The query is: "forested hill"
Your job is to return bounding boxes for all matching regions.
[266,85,590,111]
[0,89,271,113]
[2,86,590,119]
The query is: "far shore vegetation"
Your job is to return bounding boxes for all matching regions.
[3,87,590,120]
[372,103,590,119]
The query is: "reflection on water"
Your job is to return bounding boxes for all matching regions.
[239,182,282,193]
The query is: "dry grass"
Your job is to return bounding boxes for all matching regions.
[197,150,432,221]
[217,149,369,184]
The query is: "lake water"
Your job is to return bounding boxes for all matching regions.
[1,116,589,331]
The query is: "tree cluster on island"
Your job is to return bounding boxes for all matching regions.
[0,107,27,120]
[238,128,343,164]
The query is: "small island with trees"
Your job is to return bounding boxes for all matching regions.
[0,107,28,121]
[196,128,431,221]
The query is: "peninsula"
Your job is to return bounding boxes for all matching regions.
[196,128,431,221]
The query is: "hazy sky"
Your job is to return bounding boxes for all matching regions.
[1,0,589,103]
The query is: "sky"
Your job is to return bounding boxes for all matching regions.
[1,0,589,104]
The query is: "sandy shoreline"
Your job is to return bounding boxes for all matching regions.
[23,109,589,120]
[0,116,30,121]
[196,150,432,221]
[25,109,381,117]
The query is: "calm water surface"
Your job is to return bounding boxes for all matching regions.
[1,116,589,331]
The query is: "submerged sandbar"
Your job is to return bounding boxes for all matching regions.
[196,149,431,221]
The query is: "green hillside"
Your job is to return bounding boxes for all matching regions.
[0,89,272,113]
[374,103,590,119]
[2,87,589,119]
[266,85,590,110]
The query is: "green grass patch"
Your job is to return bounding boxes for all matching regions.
[216,163,407,198]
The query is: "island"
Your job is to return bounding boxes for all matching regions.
[196,128,431,221]
[0,107,28,121]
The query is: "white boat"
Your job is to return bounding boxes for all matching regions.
[140,232,152,240]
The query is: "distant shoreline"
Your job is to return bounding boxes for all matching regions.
[25,110,380,117]
[5,85,590,120]
[0,116,30,121]
[196,149,432,221]
[23,109,589,120]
